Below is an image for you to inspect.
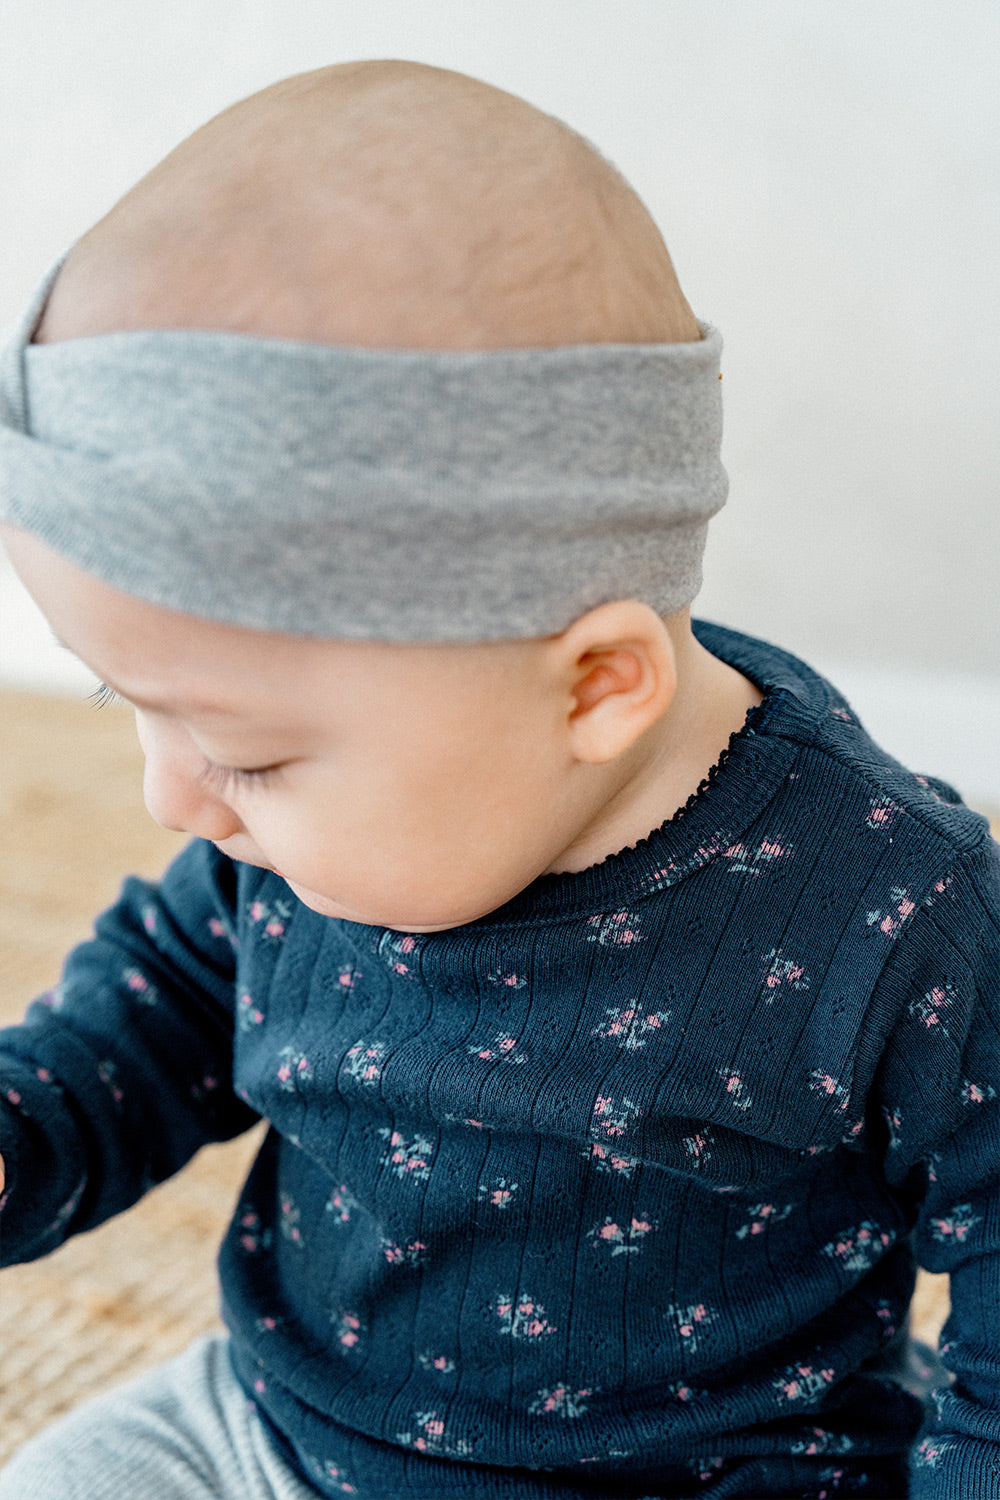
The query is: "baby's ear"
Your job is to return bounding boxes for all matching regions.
[558,601,677,764]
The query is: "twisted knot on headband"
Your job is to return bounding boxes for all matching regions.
[0,251,728,641]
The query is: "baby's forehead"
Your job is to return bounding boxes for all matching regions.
[1,518,541,707]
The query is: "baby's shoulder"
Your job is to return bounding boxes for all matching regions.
[696,620,993,864]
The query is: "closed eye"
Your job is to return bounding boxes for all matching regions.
[198,760,286,795]
[89,680,286,792]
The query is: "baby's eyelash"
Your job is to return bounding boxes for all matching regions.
[199,760,284,795]
[88,682,124,710]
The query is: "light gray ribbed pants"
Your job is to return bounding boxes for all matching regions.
[0,1333,326,1500]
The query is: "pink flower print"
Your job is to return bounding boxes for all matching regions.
[816,1467,848,1498]
[923,874,953,908]
[380,1236,428,1267]
[528,1384,594,1418]
[664,1380,696,1403]
[822,1221,894,1274]
[809,1070,851,1113]
[875,1299,897,1339]
[487,970,527,988]
[377,1127,435,1181]
[468,1032,527,1065]
[762,949,809,996]
[591,1003,671,1050]
[865,886,915,938]
[276,1046,313,1093]
[644,833,728,891]
[735,1202,795,1240]
[396,1411,471,1459]
[279,1195,304,1247]
[3,1087,22,1108]
[791,1428,853,1457]
[142,904,158,936]
[585,1142,641,1177]
[930,1202,979,1243]
[122,967,158,1006]
[237,991,264,1031]
[682,1128,714,1166]
[377,930,421,976]
[586,910,644,946]
[882,1105,903,1150]
[866,795,900,832]
[317,1462,357,1495]
[342,1040,387,1088]
[908,983,956,1034]
[495,1291,556,1339]
[96,1059,124,1109]
[588,1214,656,1255]
[477,1176,519,1209]
[960,1078,997,1107]
[913,776,958,809]
[666,1302,715,1353]
[256,1315,281,1332]
[914,1436,947,1469]
[325,1183,361,1225]
[721,837,793,877]
[333,1309,364,1350]
[337,964,360,992]
[237,1207,273,1254]
[246,897,291,940]
[719,1067,753,1111]
[773,1362,836,1402]
[590,1093,643,1140]
[418,1351,456,1374]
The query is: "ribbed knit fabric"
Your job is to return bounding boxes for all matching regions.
[0,1334,321,1500]
[1,623,998,1500]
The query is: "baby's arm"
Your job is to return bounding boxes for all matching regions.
[0,838,259,1266]
[877,842,1000,1497]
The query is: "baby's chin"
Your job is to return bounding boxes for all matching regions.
[282,876,487,935]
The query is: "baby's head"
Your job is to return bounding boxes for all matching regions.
[32,59,701,351]
[1,61,733,932]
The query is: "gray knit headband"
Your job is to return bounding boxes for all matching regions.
[0,250,727,641]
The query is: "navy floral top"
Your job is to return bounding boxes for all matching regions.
[2,623,998,1499]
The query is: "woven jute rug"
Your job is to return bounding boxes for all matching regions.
[0,688,959,1468]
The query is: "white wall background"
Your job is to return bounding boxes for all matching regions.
[2,0,998,807]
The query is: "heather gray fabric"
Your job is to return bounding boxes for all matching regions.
[0,1334,326,1500]
[0,250,728,641]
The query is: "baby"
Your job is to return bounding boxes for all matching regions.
[0,60,997,1500]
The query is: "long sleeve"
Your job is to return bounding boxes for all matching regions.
[0,837,259,1265]
[872,842,1000,1497]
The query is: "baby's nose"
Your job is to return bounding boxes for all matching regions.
[137,716,243,842]
[142,760,242,841]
